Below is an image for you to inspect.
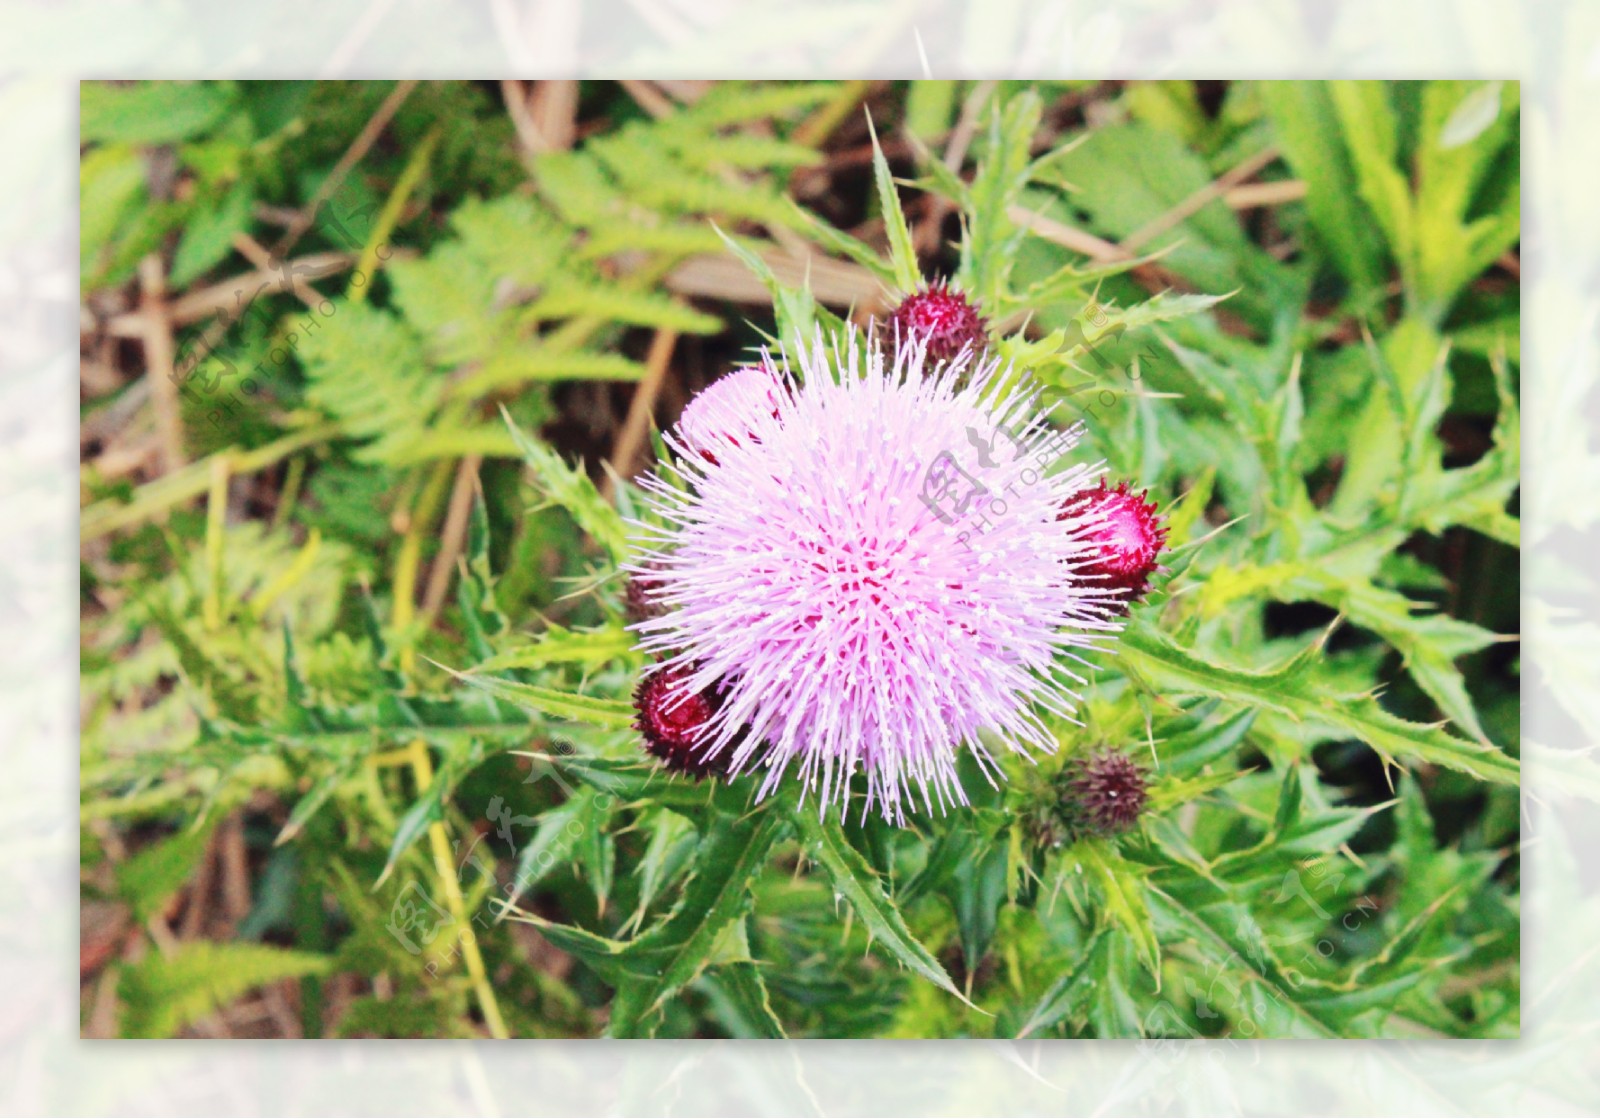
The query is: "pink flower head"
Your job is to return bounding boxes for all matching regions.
[672,362,791,465]
[629,332,1123,822]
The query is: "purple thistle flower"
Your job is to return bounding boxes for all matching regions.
[629,332,1124,822]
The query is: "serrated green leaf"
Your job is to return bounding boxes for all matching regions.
[523,284,722,334]
[966,91,1041,310]
[1072,838,1160,975]
[793,807,968,1005]
[713,224,822,345]
[1272,765,1304,836]
[865,112,921,293]
[378,783,444,886]
[116,823,216,924]
[510,807,785,1037]
[1119,622,1518,786]
[1285,571,1498,742]
[1145,886,1339,1038]
[508,789,596,902]
[1158,705,1256,777]
[1015,928,1109,1038]
[700,960,787,1039]
[299,300,441,462]
[625,809,698,933]
[456,348,647,398]
[469,625,634,675]
[501,408,629,563]
[118,942,332,1038]
[170,179,253,288]
[275,764,355,845]
[788,198,896,285]
[950,837,1009,973]
[1258,81,1386,291]
[448,669,635,730]
[457,490,508,664]
[606,808,786,1036]
[82,80,234,145]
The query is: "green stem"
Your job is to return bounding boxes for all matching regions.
[83,422,339,541]
[349,125,442,306]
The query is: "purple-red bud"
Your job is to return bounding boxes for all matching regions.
[1059,481,1168,602]
[888,283,989,366]
[1065,749,1149,836]
[633,664,729,779]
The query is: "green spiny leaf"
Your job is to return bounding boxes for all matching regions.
[502,408,629,564]
[1070,838,1160,975]
[865,111,921,293]
[116,822,217,924]
[793,805,969,1006]
[447,668,636,731]
[1118,622,1518,786]
[118,942,332,1038]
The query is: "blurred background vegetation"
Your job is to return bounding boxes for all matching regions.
[80,80,1518,1039]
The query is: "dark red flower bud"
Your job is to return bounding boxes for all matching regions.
[1058,481,1168,602]
[624,572,667,623]
[633,664,729,779]
[888,283,989,366]
[1064,749,1149,837]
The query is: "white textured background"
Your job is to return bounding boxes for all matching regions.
[23,1,1593,1114]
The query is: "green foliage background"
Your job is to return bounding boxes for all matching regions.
[80,79,1519,1039]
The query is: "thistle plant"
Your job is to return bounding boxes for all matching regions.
[80,80,1521,1042]
[629,331,1122,820]
[1057,481,1169,605]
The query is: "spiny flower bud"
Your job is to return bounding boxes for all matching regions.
[1058,481,1168,603]
[632,664,729,779]
[887,282,989,366]
[1063,749,1148,837]
[624,572,667,623]
[673,363,791,466]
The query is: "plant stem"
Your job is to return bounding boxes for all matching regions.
[348,124,442,306]
[793,79,874,148]
[393,457,455,673]
[271,452,308,532]
[82,422,339,541]
[391,456,509,1038]
[203,452,231,630]
[408,736,509,1039]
